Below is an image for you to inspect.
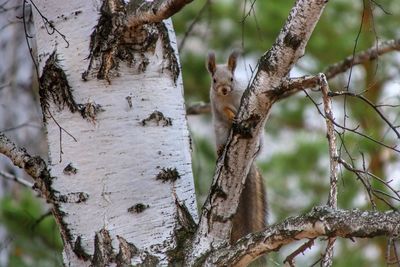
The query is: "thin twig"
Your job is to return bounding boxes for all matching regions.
[240,0,257,23]
[0,170,34,188]
[284,238,315,267]
[1,122,41,132]
[321,237,336,267]
[26,0,69,47]
[31,210,52,230]
[328,91,400,139]
[338,158,400,209]
[178,0,211,52]
[303,89,400,154]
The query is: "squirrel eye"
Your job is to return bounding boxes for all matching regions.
[230,78,233,82]
[213,78,216,83]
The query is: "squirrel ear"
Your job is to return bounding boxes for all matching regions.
[227,50,239,73]
[207,52,216,75]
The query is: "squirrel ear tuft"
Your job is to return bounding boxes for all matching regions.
[227,50,239,73]
[207,52,216,75]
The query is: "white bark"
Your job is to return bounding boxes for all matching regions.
[33,0,196,265]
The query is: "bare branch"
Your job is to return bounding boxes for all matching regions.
[127,0,194,27]
[207,206,400,266]
[320,74,338,209]
[0,170,35,189]
[272,75,321,100]
[186,102,211,115]
[338,158,400,209]
[178,0,211,52]
[303,90,400,154]
[328,91,400,139]
[284,238,315,267]
[321,237,336,267]
[0,132,51,197]
[320,74,338,266]
[324,39,400,80]
[1,122,42,132]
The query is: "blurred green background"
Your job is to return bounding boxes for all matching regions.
[0,0,399,266]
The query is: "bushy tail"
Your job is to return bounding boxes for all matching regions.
[231,163,267,243]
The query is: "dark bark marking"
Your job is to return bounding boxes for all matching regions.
[39,51,102,123]
[56,192,89,203]
[39,50,79,122]
[232,114,261,139]
[128,203,149,213]
[210,184,228,200]
[116,236,138,267]
[63,162,78,175]
[51,204,75,244]
[258,50,278,73]
[141,111,172,127]
[77,101,105,123]
[92,228,115,266]
[158,23,180,84]
[167,200,197,265]
[73,236,91,261]
[156,167,180,183]
[82,0,126,83]
[283,31,302,50]
[139,252,159,266]
[125,95,133,108]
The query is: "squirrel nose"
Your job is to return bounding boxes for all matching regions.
[218,86,231,96]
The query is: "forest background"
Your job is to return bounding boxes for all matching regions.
[0,0,399,266]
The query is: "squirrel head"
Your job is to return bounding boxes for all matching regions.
[207,51,239,96]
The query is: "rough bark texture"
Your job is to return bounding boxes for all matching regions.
[190,0,329,262]
[126,0,194,27]
[207,206,400,266]
[32,0,197,265]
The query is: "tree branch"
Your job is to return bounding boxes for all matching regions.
[207,206,400,266]
[324,39,400,80]
[320,74,338,209]
[0,132,51,197]
[127,0,194,27]
[328,91,400,139]
[186,102,211,115]
[284,238,315,267]
[0,170,35,189]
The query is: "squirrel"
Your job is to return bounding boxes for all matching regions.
[206,51,267,243]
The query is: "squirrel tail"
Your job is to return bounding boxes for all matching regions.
[231,163,267,243]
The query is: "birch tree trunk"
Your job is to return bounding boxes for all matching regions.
[32,0,197,265]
